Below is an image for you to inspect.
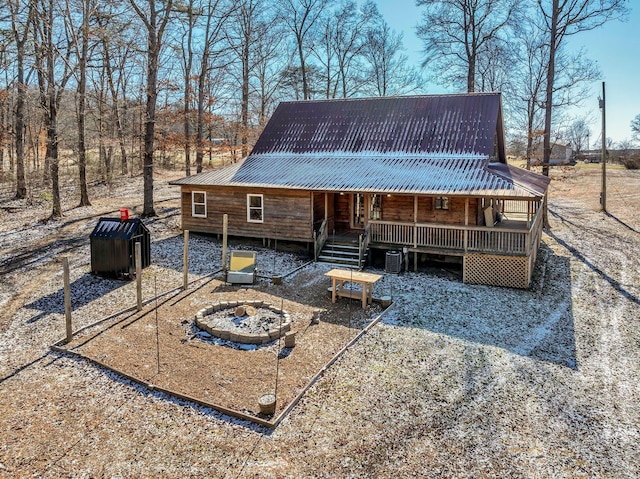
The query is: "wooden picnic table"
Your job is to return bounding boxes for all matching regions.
[324,268,382,309]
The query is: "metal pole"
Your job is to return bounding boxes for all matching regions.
[600,81,607,212]
[183,229,189,290]
[155,274,160,374]
[222,214,228,273]
[62,256,72,342]
[136,242,142,311]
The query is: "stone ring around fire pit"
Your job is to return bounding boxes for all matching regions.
[195,300,291,345]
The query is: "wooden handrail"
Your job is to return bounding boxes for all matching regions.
[369,219,531,234]
[358,223,371,270]
[314,218,328,262]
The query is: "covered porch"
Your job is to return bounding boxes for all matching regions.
[313,192,544,258]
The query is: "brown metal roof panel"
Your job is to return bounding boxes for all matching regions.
[226,154,524,196]
[486,163,550,197]
[171,152,545,198]
[251,94,502,158]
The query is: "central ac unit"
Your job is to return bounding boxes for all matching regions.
[385,251,402,274]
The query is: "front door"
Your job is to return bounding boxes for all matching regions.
[351,193,365,230]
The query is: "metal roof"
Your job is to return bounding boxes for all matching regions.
[90,218,149,240]
[170,94,549,198]
[171,153,549,198]
[251,93,503,158]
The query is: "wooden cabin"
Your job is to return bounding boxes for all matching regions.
[170,93,550,289]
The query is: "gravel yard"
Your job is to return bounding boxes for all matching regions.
[1,166,639,478]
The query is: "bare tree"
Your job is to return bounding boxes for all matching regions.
[277,0,330,100]
[32,0,75,219]
[362,14,422,96]
[94,5,136,176]
[129,0,174,217]
[510,17,549,170]
[511,11,599,171]
[313,12,338,98]
[177,0,198,177]
[65,0,97,206]
[566,118,591,155]
[416,0,520,93]
[251,16,285,125]
[226,0,265,158]
[195,0,230,173]
[538,0,628,177]
[8,0,33,200]
[631,114,640,143]
[331,1,376,98]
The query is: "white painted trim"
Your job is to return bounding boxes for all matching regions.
[191,191,207,218]
[247,194,264,223]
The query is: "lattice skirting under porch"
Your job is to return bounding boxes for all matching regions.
[463,253,532,289]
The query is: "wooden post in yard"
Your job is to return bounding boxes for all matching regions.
[136,242,142,311]
[222,214,228,273]
[62,256,72,343]
[183,230,189,290]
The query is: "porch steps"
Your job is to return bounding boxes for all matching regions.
[318,240,366,269]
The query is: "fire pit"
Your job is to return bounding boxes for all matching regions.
[195,300,291,345]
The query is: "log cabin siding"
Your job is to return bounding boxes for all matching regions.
[334,194,350,230]
[415,196,476,225]
[313,192,325,227]
[327,193,336,231]
[381,195,414,222]
[180,186,313,241]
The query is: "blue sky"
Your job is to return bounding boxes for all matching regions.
[376,1,639,145]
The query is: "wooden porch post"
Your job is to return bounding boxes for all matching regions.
[364,194,370,228]
[413,196,418,248]
[325,193,328,222]
[414,196,418,271]
[464,198,469,252]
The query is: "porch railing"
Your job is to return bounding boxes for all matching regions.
[369,199,544,256]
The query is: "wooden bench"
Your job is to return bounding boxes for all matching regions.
[324,269,382,309]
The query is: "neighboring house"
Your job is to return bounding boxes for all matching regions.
[531,142,574,166]
[171,93,550,289]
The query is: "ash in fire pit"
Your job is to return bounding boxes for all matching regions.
[195,300,291,345]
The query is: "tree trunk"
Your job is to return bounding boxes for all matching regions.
[467,59,475,93]
[241,38,250,159]
[14,47,27,199]
[48,100,62,219]
[195,71,206,173]
[129,0,173,217]
[77,0,91,207]
[183,2,194,177]
[143,74,156,217]
[526,101,535,170]
[100,27,129,176]
[298,37,309,100]
[542,0,559,179]
[142,28,158,217]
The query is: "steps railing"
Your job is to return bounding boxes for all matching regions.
[358,223,371,270]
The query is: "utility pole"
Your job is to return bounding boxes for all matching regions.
[599,82,607,212]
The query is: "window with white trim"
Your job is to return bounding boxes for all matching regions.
[247,194,264,222]
[192,191,207,217]
[435,196,449,210]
